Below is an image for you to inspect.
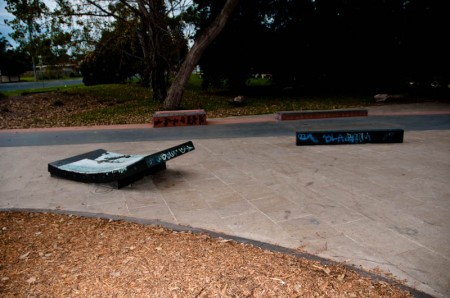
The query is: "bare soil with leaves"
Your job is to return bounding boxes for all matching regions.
[0,91,257,130]
[0,90,371,129]
[0,92,154,129]
[0,211,415,297]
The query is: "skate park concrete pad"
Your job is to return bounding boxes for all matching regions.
[1,102,449,297]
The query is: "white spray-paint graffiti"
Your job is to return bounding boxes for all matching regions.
[145,144,194,167]
[58,144,195,175]
[49,141,196,188]
[59,152,144,174]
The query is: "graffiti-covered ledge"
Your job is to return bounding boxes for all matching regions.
[152,109,207,128]
[48,141,195,188]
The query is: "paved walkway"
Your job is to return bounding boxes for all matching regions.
[1,102,449,298]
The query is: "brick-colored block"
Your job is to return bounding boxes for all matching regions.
[275,108,368,121]
[153,109,207,128]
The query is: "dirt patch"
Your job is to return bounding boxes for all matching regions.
[0,211,415,297]
[0,92,146,129]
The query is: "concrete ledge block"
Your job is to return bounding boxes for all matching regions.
[48,141,196,188]
[153,109,207,128]
[276,108,368,121]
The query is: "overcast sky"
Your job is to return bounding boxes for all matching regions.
[0,0,14,45]
[0,0,56,48]
[1,0,192,49]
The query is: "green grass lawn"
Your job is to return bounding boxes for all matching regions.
[59,76,371,116]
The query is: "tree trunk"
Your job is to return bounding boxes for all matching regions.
[136,20,151,87]
[151,55,167,101]
[136,0,166,101]
[163,0,240,110]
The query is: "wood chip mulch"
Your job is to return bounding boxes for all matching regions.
[0,211,414,297]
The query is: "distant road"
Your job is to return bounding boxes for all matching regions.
[0,78,83,92]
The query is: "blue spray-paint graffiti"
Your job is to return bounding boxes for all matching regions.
[322,132,371,144]
[297,133,319,144]
[296,129,403,145]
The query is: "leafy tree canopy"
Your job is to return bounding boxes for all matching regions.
[0,34,31,76]
[197,0,450,97]
[76,1,189,87]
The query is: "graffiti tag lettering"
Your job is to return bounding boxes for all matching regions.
[145,144,194,166]
[296,129,403,145]
[322,132,371,144]
[297,133,319,144]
